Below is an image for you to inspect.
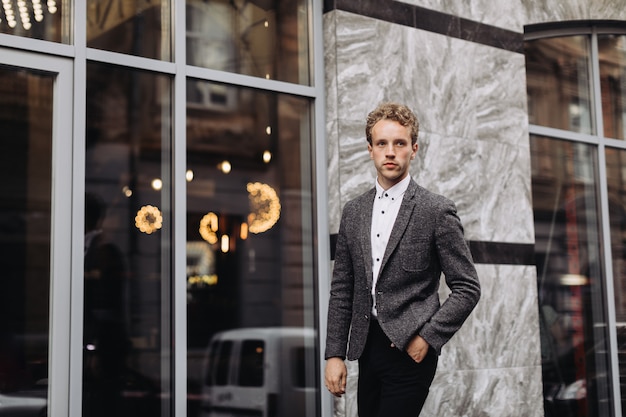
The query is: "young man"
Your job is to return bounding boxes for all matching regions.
[324,102,481,417]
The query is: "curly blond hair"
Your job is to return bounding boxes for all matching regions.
[365,102,419,145]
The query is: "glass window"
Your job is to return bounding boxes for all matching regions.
[0,0,68,43]
[0,65,53,417]
[238,340,264,387]
[599,35,626,140]
[530,136,612,417]
[525,36,593,134]
[604,147,626,409]
[292,346,315,388]
[186,0,311,85]
[86,0,172,61]
[215,341,232,386]
[185,81,317,417]
[83,62,172,416]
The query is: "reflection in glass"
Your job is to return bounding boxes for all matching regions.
[83,62,172,416]
[0,66,53,417]
[525,36,593,134]
[604,147,626,411]
[87,0,171,61]
[531,135,612,417]
[0,0,68,43]
[186,0,310,85]
[186,81,317,417]
[599,35,626,140]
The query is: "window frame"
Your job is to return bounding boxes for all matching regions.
[0,0,329,416]
[526,23,626,417]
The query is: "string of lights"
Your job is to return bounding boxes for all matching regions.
[0,0,57,30]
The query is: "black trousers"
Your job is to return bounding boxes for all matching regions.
[357,319,438,417]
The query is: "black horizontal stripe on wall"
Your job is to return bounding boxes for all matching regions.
[467,240,535,265]
[329,234,535,265]
[323,0,523,54]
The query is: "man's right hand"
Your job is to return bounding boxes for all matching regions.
[324,357,347,397]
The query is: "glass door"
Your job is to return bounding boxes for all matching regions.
[0,48,73,417]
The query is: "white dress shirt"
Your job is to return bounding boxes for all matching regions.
[371,175,410,316]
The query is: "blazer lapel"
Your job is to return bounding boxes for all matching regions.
[379,181,419,275]
[360,188,376,286]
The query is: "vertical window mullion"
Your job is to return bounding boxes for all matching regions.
[173,0,188,414]
[69,0,88,415]
[592,27,623,417]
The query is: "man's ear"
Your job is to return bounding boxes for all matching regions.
[412,143,418,159]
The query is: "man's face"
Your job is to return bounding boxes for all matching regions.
[368,119,418,190]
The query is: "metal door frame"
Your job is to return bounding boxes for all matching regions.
[0,47,75,417]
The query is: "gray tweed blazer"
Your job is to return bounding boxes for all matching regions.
[325,179,481,360]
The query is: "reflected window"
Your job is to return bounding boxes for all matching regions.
[605,147,626,407]
[530,136,611,417]
[525,36,593,134]
[87,0,172,61]
[293,346,315,388]
[215,341,232,386]
[186,81,317,417]
[526,28,626,415]
[599,35,626,141]
[83,62,172,416]
[239,340,264,387]
[186,0,310,84]
[0,65,53,417]
[0,0,68,43]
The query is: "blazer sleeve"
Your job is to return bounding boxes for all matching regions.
[418,199,481,353]
[324,202,357,360]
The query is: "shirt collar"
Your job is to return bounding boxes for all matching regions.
[375,175,411,200]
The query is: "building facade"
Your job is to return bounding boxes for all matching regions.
[0,0,625,416]
[325,1,626,417]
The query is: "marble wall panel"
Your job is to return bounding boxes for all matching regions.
[437,264,541,371]
[413,132,533,243]
[329,11,533,242]
[325,12,343,233]
[398,0,528,32]
[397,0,626,32]
[422,366,544,417]
[523,0,626,26]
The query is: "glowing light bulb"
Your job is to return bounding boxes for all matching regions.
[221,234,229,253]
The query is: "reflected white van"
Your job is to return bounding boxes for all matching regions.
[200,327,317,417]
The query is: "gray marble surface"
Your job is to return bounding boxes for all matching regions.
[524,0,626,25]
[325,11,532,243]
[422,365,544,417]
[397,0,626,32]
[399,0,528,32]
